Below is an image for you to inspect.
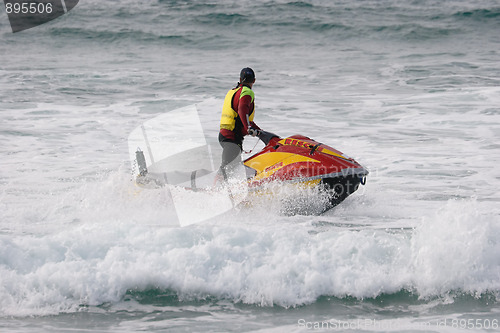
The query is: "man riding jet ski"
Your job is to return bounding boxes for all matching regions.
[129,68,368,215]
[214,67,368,209]
[218,67,261,181]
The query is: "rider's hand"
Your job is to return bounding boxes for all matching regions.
[248,128,260,137]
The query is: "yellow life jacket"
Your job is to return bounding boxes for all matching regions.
[220,86,255,131]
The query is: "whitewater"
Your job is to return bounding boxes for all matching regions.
[1,0,500,332]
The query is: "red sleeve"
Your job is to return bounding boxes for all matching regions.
[237,94,253,135]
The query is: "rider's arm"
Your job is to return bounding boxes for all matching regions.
[237,94,253,135]
[249,121,260,130]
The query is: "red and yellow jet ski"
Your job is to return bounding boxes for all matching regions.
[243,130,368,209]
[129,107,368,220]
[133,130,368,212]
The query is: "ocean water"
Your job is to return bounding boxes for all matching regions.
[1,0,500,332]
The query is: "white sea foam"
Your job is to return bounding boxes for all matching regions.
[1,171,498,317]
[1,90,499,319]
[1,86,500,317]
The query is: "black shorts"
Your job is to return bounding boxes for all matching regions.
[218,132,243,150]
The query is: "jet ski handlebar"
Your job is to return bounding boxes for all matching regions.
[256,130,280,145]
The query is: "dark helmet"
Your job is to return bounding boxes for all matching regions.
[240,67,255,83]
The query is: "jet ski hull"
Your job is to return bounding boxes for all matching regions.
[243,133,368,210]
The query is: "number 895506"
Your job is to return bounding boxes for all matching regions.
[5,2,53,14]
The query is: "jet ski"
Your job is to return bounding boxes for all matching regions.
[132,129,368,213]
[243,130,368,209]
[128,105,368,220]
